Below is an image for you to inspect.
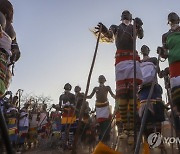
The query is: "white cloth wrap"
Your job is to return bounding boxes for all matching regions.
[0,30,12,56]
[170,76,180,88]
[19,111,29,127]
[115,60,142,82]
[140,61,156,84]
[96,106,110,119]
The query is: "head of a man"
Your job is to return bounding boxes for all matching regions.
[168,12,179,25]
[98,75,106,84]
[141,45,150,56]
[74,86,81,93]
[64,83,72,92]
[121,10,132,25]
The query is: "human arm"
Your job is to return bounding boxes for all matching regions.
[134,17,144,39]
[157,33,169,59]
[59,95,62,109]
[95,22,114,42]
[10,38,21,63]
[86,87,96,99]
[107,86,116,99]
[0,12,6,31]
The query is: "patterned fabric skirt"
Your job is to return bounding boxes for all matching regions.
[8,118,18,143]
[171,85,180,112]
[170,61,180,112]
[61,107,76,124]
[115,60,142,99]
[0,49,9,96]
[138,84,165,123]
[138,84,163,103]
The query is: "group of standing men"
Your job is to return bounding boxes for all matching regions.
[93,10,180,146]
[1,0,180,152]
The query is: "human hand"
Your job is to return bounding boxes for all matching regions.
[95,22,108,33]
[134,17,143,28]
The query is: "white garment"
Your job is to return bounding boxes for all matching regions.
[38,112,48,126]
[96,106,110,119]
[140,61,156,84]
[170,76,180,88]
[0,30,12,56]
[19,111,29,127]
[6,107,18,113]
[29,113,38,128]
[115,60,142,82]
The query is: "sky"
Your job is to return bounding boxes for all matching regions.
[9,0,179,109]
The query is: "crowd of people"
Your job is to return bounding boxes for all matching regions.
[0,0,180,153]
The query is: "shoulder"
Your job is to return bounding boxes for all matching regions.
[69,92,75,97]
[149,57,158,65]
[109,24,118,33]
[110,24,118,30]
[93,87,98,90]
[0,12,6,30]
[6,23,16,40]
[162,30,171,40]
[106,85,111,89]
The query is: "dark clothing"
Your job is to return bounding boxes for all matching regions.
[59,92,75,108]
[110,23,133,50]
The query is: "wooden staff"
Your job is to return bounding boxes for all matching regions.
[133,18,137,145]
[71,25,102,154]
[134,54,161,154]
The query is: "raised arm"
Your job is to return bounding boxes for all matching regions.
[95,23,114,42]
[134,17,144,39]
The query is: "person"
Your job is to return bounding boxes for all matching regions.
[158,12,180,113]
[74,85,92,146]
[59,83,76,149]
[95,10,144,144]
[37,103,49,140]
[74,86,84,119]
[17,102,30,152]
[138,45,165,138]
[0,0,20,96]
[86,75,115,144]
[28,101,38,149]
[50,104,61,137]
[5,95,19,151]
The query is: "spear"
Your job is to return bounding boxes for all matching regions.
[71,25,102,154]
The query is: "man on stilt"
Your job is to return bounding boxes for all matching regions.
[138,45,165,140]
[86,75,115,145]
[95,10,144,144]
[158,12,180,136]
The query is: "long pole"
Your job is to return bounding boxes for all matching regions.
[133,19,137,145]
[71,25,102,154]
[134,54,160,154]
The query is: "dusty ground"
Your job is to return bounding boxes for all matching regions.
[23,122,179,154]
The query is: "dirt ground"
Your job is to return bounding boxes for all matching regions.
[23,122,180,154]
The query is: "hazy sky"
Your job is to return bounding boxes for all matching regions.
[9,0,179,108]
